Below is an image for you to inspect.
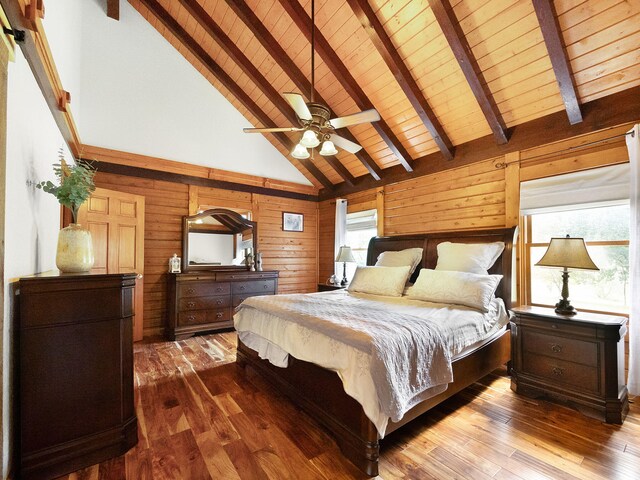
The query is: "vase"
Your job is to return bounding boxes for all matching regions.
[56,223,95,273]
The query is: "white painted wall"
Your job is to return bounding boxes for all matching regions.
[2,49,72,476]
[74,0,311,185]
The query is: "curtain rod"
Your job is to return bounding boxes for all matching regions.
[496,130,635,168]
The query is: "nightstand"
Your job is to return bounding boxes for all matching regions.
[510,306,628,424]
[317,283,347,292]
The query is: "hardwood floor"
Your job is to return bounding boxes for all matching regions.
[57,332,640,480]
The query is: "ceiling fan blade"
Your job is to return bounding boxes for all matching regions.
[329,109,381,129]
[282,92,313,121]
[330,134,363,154]
[243,127,304,133]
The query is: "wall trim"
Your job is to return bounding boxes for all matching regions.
[91,160,320,202]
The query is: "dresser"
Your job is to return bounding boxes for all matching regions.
[510,305,628,424]
[167,270,279,340]
[18,272,138,479]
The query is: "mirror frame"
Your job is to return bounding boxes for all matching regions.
[182,208,258,272]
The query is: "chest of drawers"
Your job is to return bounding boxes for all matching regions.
[510,306,628,424]
[167,270,278,340]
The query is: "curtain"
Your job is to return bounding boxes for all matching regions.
[626,124,640,396]
[334,199,347,278]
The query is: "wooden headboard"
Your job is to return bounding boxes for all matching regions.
[366,227,518,310]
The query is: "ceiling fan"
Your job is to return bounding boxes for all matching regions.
[242,0,380,160]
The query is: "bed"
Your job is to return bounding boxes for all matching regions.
[235,227,517,476]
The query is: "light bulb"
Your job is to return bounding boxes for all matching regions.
[319,140,338,156]
[300,130,320,148]
[291,143,310,159]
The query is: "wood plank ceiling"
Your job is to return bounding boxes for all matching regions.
[129,0,640,191]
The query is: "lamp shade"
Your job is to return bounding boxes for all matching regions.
[319,140,338,156]
[300,129,320,148]
[535,235,599,270]
[335,245,356,263]
[291,143,310,159]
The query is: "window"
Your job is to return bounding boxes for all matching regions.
[344,209,377,278]
[524,203,630,314]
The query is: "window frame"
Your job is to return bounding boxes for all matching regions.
[521,209,630,317]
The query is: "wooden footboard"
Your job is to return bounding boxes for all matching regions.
[236,328,511,476]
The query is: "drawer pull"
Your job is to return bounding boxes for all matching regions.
[551,366,564,376]
[216,300,222,305]
[187,315,195,322]
[187,301,196,308]
[186,288,195,294]
[216,312,223,319]
[550,344,562,353]
[216,287,223,292]
[263,285,268,289]
[240,286,245,291]
[551,324,558,329]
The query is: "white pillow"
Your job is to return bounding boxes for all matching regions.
[435,241,505,275]
[347,266,411,297]
[407,269,502,312]
[375,248,423,274]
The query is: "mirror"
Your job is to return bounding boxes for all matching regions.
[182,208,258,271]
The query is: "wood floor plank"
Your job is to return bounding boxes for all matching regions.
[57,332,640,479]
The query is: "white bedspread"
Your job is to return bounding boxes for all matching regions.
[234,290,509,436]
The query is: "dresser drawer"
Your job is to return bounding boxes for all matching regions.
[522,331,597,367]
[232,279,276,294]
[178,282,230,298]
[523,354,599,394]
[179,296,231,311]
[178,308,231,326]
[232,292,272,307]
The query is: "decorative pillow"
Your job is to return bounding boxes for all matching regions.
[375,248,423,275]
[406,269,502,312]
[347,266,412,297]
[435,241,505,275]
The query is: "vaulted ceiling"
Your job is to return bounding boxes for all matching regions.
[128,0,640,191]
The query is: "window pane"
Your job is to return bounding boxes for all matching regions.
[345,227,377,266]
[530,245,630,314]
[531,204,629,243]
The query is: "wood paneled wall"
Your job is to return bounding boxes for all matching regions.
[95,172,318,337]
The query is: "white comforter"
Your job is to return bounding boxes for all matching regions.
[234,290,509,436]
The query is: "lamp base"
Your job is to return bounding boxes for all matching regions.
[554,298,576,316]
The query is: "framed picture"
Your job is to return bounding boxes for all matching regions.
[282,212,304,232]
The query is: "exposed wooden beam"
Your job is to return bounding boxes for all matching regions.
[178,0,354,187]
[319,84,640,199]
[107,0,119,20]
[532,0,582,125]
[1,0,81,156]
[139,0,333,190]
[428,0,509,145]
[278,0,415,173]
[346,0,454,161]
[225,0,384,181]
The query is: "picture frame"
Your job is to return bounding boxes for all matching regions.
[282,212,304,232]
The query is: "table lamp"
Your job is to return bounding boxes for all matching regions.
[535,235,599,315]
[335,246,356,286]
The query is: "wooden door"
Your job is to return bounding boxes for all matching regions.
[78,187,145,341]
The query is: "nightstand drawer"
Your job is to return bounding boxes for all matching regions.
[522,331,597,367]
[523,354,599,394]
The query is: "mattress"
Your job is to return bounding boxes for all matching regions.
[234,290,509,436]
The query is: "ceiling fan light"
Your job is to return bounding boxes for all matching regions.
[319,140,338,156]
[300,129,320,148]
[291,143,310,159]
